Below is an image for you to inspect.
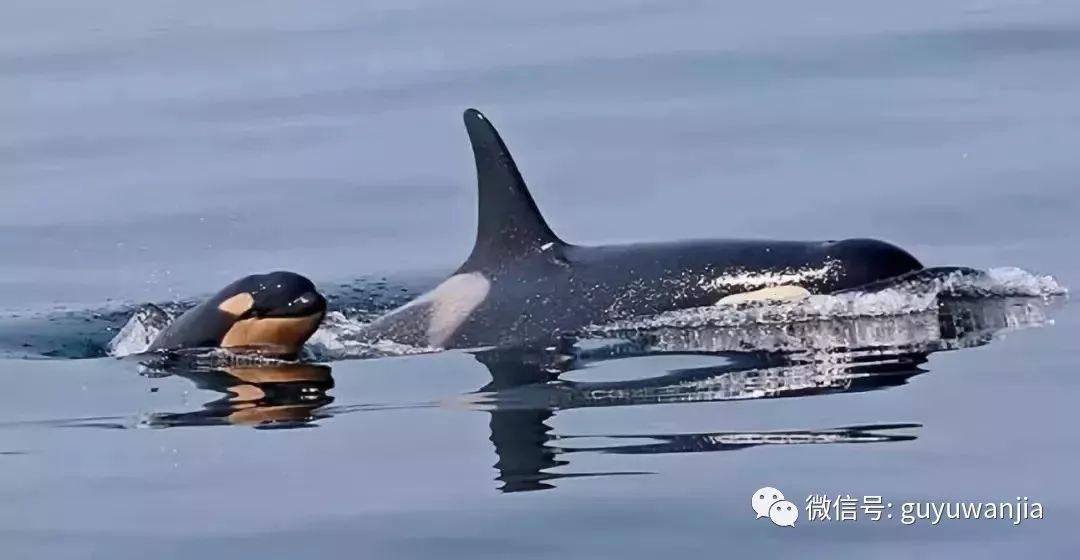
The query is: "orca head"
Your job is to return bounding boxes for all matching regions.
[213,271,327,355]
[823,238,924,290]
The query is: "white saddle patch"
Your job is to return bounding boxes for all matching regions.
[404,272,491,347]
[715,285,812,306]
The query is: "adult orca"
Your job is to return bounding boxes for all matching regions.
[361,109,925,349]
[147,271,327,358]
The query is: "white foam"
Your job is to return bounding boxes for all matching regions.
[981,266,1068,297]
[590,266,1066,332]
[305,311,437,360]
[105,304,172,357]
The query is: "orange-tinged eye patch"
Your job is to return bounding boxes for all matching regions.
[217,293,255,317]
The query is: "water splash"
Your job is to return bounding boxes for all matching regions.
[587,266,1066,333]
[103,304,173,357]
[981,266,1067,297]
[305,311,437,360]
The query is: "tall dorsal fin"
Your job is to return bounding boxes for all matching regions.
[457,108,566,273]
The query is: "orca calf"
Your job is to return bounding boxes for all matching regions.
[148,271,326,358]
[361,109,925,349]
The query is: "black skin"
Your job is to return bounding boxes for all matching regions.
[361,109,924,349]
[147,271,326,352]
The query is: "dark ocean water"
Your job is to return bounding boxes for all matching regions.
[2,1,1079,558]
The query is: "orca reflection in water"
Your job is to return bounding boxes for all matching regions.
[136,363,335,429]
[471,296,1059,492]
[361,109,928,350]
[476,343,926,492]
[76,297,1055,493]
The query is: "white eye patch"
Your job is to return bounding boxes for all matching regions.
[217,293,255,316]
[715,285,811,306]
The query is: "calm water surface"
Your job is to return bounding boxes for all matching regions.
[2,1,1080,558]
